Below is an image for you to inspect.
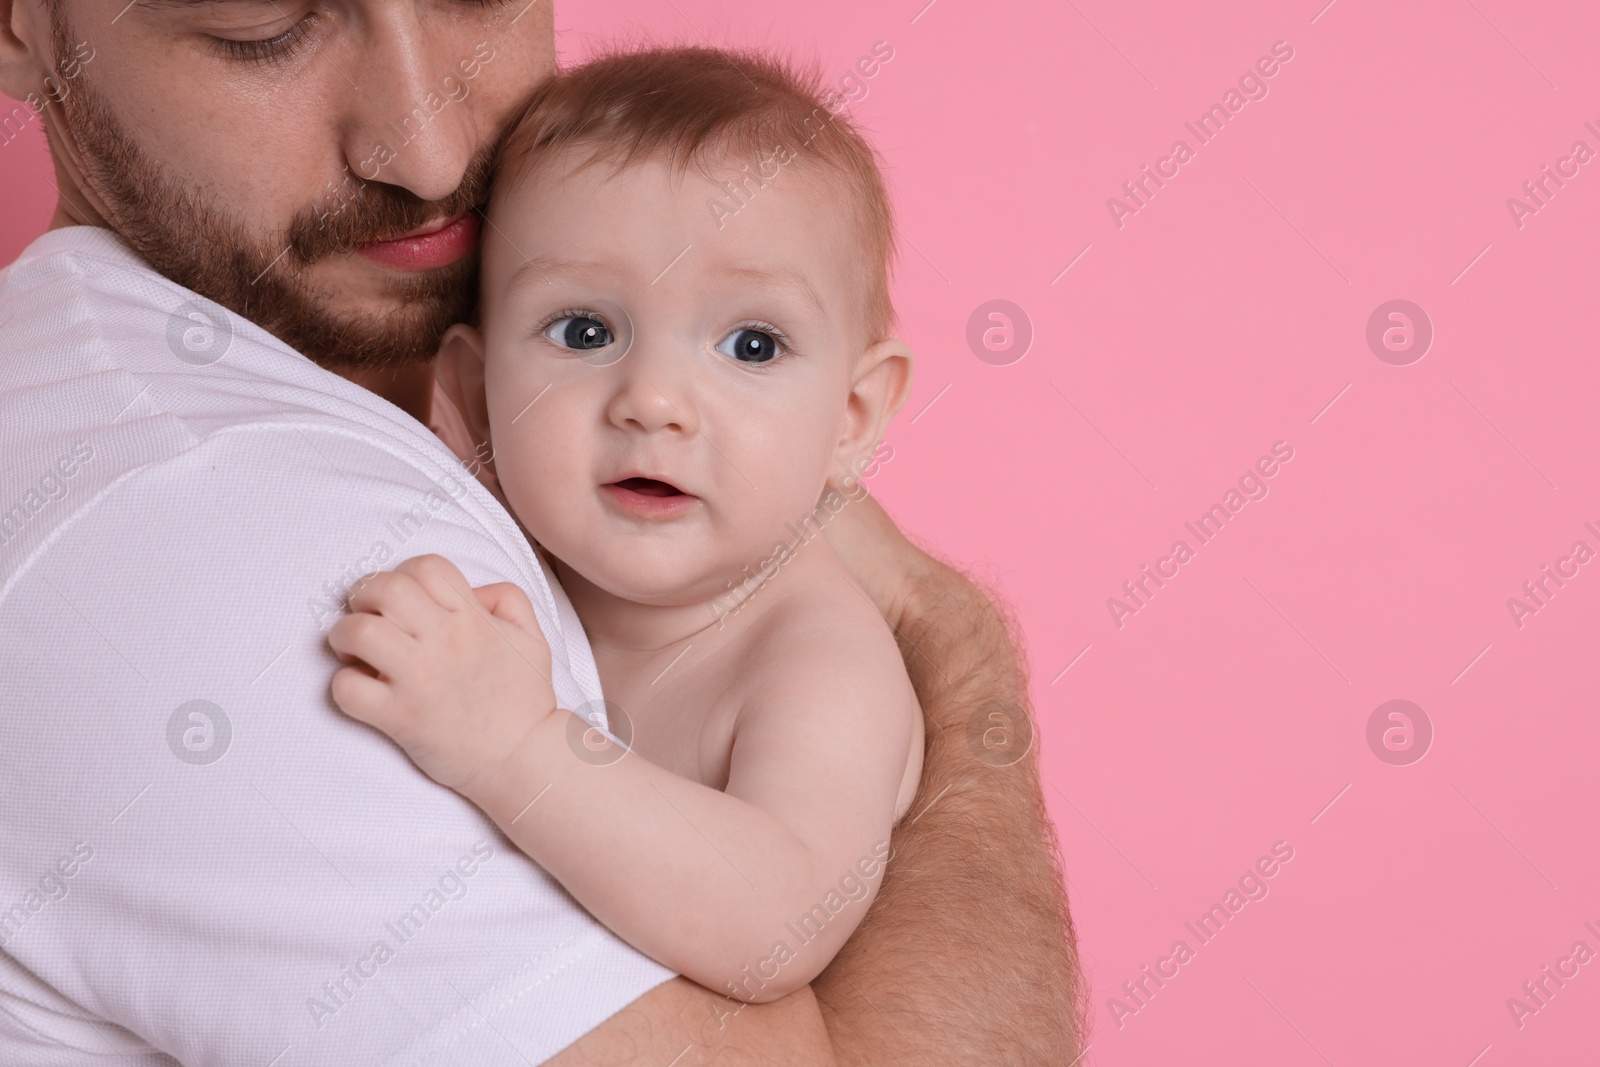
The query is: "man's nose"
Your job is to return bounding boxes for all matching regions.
[336,14,480,203]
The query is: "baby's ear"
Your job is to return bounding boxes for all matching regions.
[833,337,913,485]
[435,324,494,470]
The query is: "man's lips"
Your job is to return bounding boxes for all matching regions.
[602,476,698,518]
[354,210,479,271]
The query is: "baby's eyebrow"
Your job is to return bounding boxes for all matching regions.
[715,265,827,320]
[505,256,828,321]
[505,255,615,294]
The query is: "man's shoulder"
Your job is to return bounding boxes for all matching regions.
[0,227,507,592]
[0,225,433,446]
[0,233,672,1066]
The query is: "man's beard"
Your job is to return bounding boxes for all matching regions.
[48,13,488,372]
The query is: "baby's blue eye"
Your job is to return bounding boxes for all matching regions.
[545,315,613,351]
[717,328,781,364]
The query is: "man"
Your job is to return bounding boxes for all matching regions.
[0,0,1084,1061]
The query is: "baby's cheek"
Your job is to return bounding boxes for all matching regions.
[723,464,829,555]
[488,420,565,528]
[755,422,838,508]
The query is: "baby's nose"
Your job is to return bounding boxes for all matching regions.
[605,360,698,436]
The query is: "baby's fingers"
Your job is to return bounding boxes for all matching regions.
[474,582,541,634]
[475,583,554,679]
[328,611,412,679]
[394,554,475,611]
[348,571,444,638]
[330,665,394,728]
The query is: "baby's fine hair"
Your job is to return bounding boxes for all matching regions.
[495,46,897,343]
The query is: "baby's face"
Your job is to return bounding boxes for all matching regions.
[474,149,880,606]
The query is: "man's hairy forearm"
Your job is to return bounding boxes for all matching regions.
[812,555,1086,1065]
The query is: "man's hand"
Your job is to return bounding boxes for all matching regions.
[327,554,559,801]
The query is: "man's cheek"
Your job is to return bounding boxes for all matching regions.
[40,75,70,103]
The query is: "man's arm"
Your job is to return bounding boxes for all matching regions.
[813,495,1087,1065]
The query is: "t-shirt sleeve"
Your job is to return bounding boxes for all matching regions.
[0,426,670,1065]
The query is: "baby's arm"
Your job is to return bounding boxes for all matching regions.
[329,554,918,1002]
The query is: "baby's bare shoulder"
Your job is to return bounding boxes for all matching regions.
[719,551,923,826]
[744,560,903,679]
[729,554,918,739]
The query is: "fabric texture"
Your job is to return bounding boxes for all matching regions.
[0,227,673,1065]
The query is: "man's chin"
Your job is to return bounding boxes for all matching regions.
[271,253,479,371]
[303,249,461,309]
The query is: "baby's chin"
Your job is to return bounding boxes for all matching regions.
[550,545,752,611]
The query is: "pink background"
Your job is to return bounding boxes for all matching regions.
[5,1,1598,1062]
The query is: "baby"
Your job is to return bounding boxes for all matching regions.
[329,46,922,1004]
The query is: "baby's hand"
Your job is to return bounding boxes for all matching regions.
[328,554,558,801]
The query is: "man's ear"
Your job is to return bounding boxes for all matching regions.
[435,323,495,473]
[831,337,913,489]
[0,0,50,102]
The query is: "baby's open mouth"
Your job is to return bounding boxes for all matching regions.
[611,476,685,497]
[601,475,698,519]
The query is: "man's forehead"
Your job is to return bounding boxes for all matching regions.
[117,0,274,9]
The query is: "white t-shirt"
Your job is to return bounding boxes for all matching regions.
[0,227,673,1065]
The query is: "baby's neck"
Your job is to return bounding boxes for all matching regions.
[552,536,833,657]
